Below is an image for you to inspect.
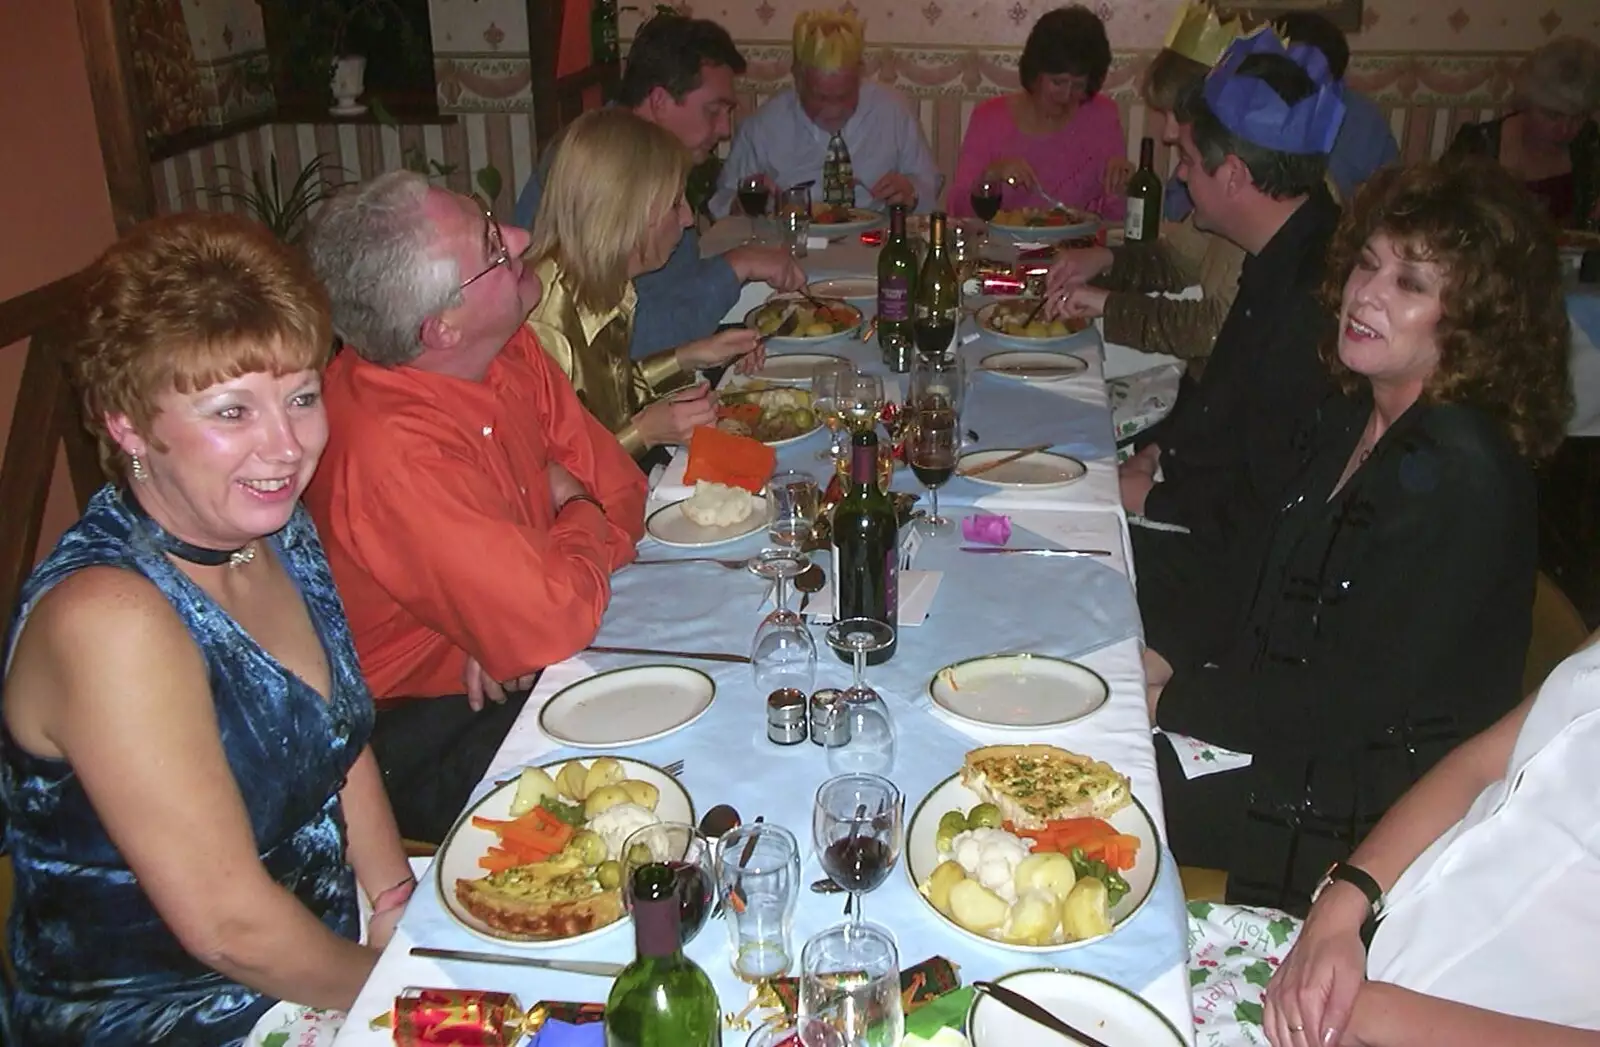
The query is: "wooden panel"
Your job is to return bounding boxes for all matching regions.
[74,0,154,230]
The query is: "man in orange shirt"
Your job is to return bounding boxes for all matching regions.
[303,171,647,842]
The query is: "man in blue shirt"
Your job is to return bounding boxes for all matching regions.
[512,14,804,360]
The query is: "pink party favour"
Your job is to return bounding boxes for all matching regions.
[961,513,1011,546]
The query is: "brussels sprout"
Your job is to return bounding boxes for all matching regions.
[935,810,969,852]
[921,860,967,916]
[626,842,654,867]
[1061,876,1113,941]
[566,830,606,867]
[596,860,622,890]
[966,803,1003,829]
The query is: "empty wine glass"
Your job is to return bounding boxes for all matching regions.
[749,549,819,698]
[737,173,772,245]
[796,922,903,1047]
[909,347,966,413]
[822,619,896,775]
[812,774,904,927]
[839,372,886,436]
[812,359,852,464]
[768,471,822,548]
[780,184,813,258]
[907,406,957,533]
[619,823,717,945]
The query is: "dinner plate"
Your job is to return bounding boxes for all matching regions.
[990,209,1099,242]
[966,968,1186,1046]
[975,303,1092,350]
[763,421,824,448]
[978,350,1089,381]
[809,207,884,239]
[646,497,768,547]
[245,1002,344,1046]
[539,665,716,748]
[748,351,849,384]
[956,449,1087,488]
[746,295,864,347]
[905,772,1160,953]
[806,275,877,301]
[436,755,695,946]
[929,653,1109,728]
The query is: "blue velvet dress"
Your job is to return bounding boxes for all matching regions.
[0,486,374,1046]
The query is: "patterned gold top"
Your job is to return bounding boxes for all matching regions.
[526,258,695,456]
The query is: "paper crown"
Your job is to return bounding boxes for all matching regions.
[793,9,865,71]
[1162,1,1249,68]
[1202,27,1347,156]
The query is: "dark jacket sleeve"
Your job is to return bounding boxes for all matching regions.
[1446,119,1499,160]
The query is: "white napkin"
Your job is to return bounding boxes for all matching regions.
[1158,729,1253,779]
[806,235,829,251]
[803,570,943,626]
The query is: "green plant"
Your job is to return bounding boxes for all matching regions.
[208,154,347,243]
[381,102,505,215]
[260,0,427,103]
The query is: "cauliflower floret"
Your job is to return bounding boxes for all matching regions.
[587,802,661,860]
[682,481,755,528]
[950,827,1032,904]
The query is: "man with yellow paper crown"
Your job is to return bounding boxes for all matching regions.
[711,9,942,215]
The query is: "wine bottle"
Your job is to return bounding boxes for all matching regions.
[832,429,898,665]
[590,0,620,65]
[605,864,720,1047]
[1123,137,1163,244]
[876,203,919,373]
[912,211,960,361]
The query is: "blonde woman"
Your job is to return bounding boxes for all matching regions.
[527,108,762,459]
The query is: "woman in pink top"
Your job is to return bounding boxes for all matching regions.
[950,5,1127,221]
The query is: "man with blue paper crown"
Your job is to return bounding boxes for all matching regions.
[1122,28,1346,669]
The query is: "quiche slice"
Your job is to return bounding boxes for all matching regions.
[455,861,625,942]
[960,744,1131,830]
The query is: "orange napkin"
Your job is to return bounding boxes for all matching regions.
[683,425,775,494]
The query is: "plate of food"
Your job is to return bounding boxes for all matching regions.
[965,968,1186,1047]
[646,482,769,547]
[956,449,1087,488]
[749,351,849,384]
[747,295,863,346]
[809,204,884,238]
[930,654,1109,729]
[989,206,1099,242]
[978,350,1089,382]
[976,302,1091,349]
[1559,228,1600,251]
[718,381,822,446]
[437,754,694,946]
[806,275,877,301]
[907,745,1159,953]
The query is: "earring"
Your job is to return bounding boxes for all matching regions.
[130,454,149,483]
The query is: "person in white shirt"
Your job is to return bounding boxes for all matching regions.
[1264,628,1600,1047]
[710,8,942,216]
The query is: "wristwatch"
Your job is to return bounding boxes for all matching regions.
[1312,861,1384,920]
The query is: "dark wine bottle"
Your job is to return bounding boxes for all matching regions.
[832,429,898,665]
[1123,137,1163,244]
[876,203,919,373]
[605,864,720,1047]
[913,211,960,361]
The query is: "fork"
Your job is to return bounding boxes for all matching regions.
[634,557,750,570]
[497,758,684,788]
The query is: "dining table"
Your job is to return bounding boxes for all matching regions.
[329,217,1193,1046]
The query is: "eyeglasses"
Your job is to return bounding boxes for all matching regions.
[459,208,512,289]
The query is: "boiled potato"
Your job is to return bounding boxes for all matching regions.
[1006,889,1061,945]
[921,860,967,916]
[584,757,625,799]
[948,878,1009,934]
[1046,320,1069,336]
[1023,322,1049,338]
[584,783,634,819]
[556,759,589,802]
[620,778,660,812]
[802,322,833,337]
[1013,851,1077,902]
[1061,876,1113,941]
[508,765,559,816]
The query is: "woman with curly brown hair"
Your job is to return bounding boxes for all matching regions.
[1145,156,1572,913]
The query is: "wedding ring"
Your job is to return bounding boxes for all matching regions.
[1289,1023,1305,1033]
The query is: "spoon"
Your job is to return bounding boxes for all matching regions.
[794,563,825,615]
[698,803,742,839]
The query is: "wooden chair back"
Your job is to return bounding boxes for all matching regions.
[527,0,622,155]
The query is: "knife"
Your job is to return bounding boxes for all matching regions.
[585,644,751,664]
[973,980,1114,1047]
[960,547,1113,558]
[410,947,623,977]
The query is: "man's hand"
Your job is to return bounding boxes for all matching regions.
[677,327,763,371]
[1141,646,1174,721]
[463,659,537,712]
[985,158,1040,190]
[725,246,806,292]
[546,462,588,512]
[633,382,718,448]
[869,171,918,208]
[1103,157,1136,198]
[1124,442,1161,476]
[1118,448,1159,516]
[1045,285,1110,322]
[1045,247,1115,295]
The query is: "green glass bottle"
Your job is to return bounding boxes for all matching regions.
[832,429,899,665]
[877,203,919,373]
[590,0,620,65]
[1123,137,1164,244]
[912,211,959,360]
[604,864,720,1047]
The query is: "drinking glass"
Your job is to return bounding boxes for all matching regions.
[907,406,957,533]
[812,774,904,927]
[737,174,772,245]
[812,359,852,464]
[780,185,813,258]
[909,348,966,414]
[767,471,822,548]
[822,619,897,775]
[716,822,802,983]
[619,823,716,945]
[748,549,819,698]
[797,922,903,1047]
[971,175,1004,253]
[838,372,886,436]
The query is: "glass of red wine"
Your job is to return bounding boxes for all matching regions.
[620,822,716,945]
[737,174,772,245]
[813,773,904,926]
[971,175,1003,250]
[907,404,958,533]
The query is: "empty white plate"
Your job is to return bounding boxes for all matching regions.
[956,449,1088,488]
[646,497,768,547]
[807,276,877,301]
[749,353,849,384]
[538,666,716,749]
[966,968,1185,1046]
[979,350,1088,382]
[929,653,1109,728]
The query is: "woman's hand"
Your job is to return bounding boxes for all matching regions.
[1103,157,1136,198]
[984,158,1040,191]
[1266,883,1372,1047]
[677,328,764,371]
[633,383,718,447]
[1045,285,1109,321]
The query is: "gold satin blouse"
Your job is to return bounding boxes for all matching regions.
[525,257,694,456]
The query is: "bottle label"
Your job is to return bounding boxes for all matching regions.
[832,543,842,620]
[878,278,910,322]
[884,545,899,624]
[1124,205,1145,242]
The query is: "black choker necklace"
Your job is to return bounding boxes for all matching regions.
[123,489,257,568]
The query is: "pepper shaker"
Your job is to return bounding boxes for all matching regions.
[808,688,849,747]
[767,688,808,745]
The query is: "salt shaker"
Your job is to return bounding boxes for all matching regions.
[767,688,808,746]
[808,688,849,747]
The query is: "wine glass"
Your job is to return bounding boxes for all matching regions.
[780,184,813,258]
[909,347,966,415]
[737,174,772,245]
[971,175,1004,252]
[748,549,819,698]
[768,470,822,549]
[822,618,896,775]
[796,922,903,1047]
[907,406,957,533]
[812,774,904,927]
[838,372,885,436]
[619,823,717,945]
[812,359,852,464]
